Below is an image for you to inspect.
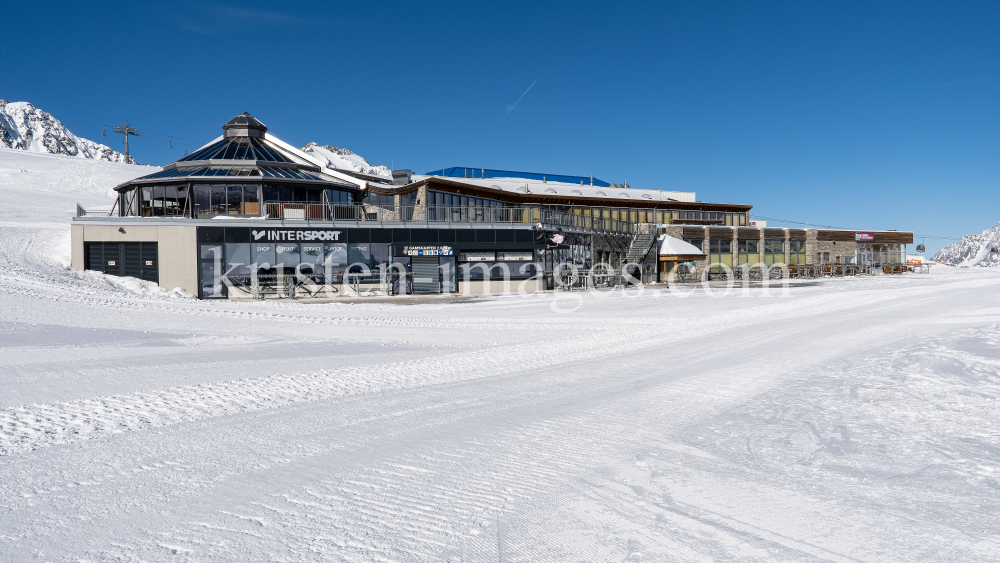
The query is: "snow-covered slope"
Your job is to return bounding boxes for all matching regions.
[932,220,1000,267]
[300,142,390,177]
[4,146,1000,561]
[0,149,157,266]
[0,100,131,163]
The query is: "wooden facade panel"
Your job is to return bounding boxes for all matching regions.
[788,229,807,240]
[817,230,914,243]
[682,227,706,239]
[736,228,761,240]
[874,232,913,244]
[817,230,858,242]
[709,228,734,238]
[764,229,785,240]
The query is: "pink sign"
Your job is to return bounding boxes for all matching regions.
[856,232,874,242]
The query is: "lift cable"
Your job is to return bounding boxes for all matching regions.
[60,120,200,144]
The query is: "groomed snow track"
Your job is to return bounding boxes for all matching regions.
[2,149,1000,561]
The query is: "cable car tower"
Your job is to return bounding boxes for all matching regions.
[112,120,141,163]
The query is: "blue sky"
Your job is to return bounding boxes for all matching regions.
[4,1,997,254]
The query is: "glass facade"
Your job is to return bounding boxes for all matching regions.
[789,240,807,265]
[666,210,748,226]
[365,192,395,209]
[709,238,733,268]
[763,240,784,265]
[737,239,760,266]
[120,183,356,218]
[133,184,190,216]
[856,243,903,266]
[427,190,505,222]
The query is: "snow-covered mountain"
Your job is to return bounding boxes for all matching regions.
[932,220,1000,267]
[0,100,132,164]
[300,142,390,178]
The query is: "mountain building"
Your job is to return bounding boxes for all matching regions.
[71,112,913,298]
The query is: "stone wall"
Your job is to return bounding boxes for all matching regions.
[815,240,858,264]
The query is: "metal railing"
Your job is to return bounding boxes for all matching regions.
[235,203,637,234]
[76,204,114,217]
[76,201,640,235]
[223,271,393,299]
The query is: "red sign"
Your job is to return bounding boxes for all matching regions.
[855,232,874,242]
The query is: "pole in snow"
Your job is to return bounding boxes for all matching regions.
[112,120,141,164]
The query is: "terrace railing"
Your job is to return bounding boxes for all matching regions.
[77,201,640,236]
[76,204,114,217]
[258,204,639,235]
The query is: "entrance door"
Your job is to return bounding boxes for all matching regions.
[411,256,440,293]
[856,245,873,273]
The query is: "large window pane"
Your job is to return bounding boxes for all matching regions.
[243,185,259,215]
[324,243,348,274]
[348,243,371,271]
[371,243,390,273]
[211,184,227,215]
[201,262,224,298]
[251,242,275,268]
[299,243,324,274]
[275,243,300,267]
[194,185,210,217]
[225,243,252,276]
[227,184,242,215]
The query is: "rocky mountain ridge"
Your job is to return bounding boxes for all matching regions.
[300,142,391,178]
[0,100,132,163]
[931,220,1000,267]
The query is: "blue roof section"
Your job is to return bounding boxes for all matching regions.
[426,167,611,187]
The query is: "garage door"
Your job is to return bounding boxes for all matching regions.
[410,256,440,294]
[84,242,159,284]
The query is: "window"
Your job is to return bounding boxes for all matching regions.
[710,239,731,253]
[738,239,760,266]
[763,240,784,265]
[365,192,394,209]
[683,238,703,252]
[709,238,732,268]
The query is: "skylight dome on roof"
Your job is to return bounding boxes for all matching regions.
[222,111,268,138]
[595,191,607,196]
[176,137,294,163]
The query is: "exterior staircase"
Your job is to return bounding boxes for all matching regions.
[623,224,657,265]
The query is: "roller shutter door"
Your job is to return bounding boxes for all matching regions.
[411,256,440,293]
[83,242,159,284]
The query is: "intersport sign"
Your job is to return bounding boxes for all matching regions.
[251,228,343,242]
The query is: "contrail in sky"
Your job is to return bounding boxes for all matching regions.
[487,79,538,137]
